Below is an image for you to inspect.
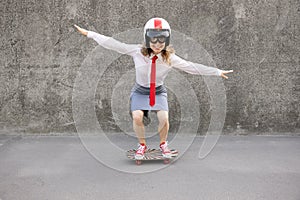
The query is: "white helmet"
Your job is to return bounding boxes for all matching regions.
[144,17,171,48]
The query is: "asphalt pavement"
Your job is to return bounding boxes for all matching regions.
[0,134,299,200]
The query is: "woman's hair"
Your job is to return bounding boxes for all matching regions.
[141,43,175,65]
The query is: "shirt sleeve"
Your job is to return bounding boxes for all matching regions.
[170,54,223,76]
[87,31,140,56]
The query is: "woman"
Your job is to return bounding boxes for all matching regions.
[74,17,233,160]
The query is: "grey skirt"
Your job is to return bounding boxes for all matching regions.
[130,83,168,111]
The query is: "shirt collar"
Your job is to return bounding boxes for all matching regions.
[150,53,162,61]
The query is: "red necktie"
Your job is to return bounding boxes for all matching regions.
[150,55,158,107]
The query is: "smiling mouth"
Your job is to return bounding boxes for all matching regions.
[151,45,164,52]
[154,47,163,50]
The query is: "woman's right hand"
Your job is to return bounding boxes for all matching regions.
[74,24,88,36]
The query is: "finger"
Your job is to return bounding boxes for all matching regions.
[221,74,228,79]
[74,24,80,29]
[224,70,233,74]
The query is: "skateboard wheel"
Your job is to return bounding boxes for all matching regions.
[136,160,142,165]
[163,159,170,164]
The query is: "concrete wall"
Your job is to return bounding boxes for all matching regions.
[0,0,299,134]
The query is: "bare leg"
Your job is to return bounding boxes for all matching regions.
[157,110,169,144]
[132,110,146,145]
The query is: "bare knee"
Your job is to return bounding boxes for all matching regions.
[132,110,144,125]
[160,118,169,127]
[157,111,169,126]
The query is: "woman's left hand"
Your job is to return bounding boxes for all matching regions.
[221,70,233,79]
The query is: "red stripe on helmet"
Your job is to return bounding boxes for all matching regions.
[154,19,162,29]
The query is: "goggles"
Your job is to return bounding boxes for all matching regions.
[146,29,170,38]
[150,37,166,44]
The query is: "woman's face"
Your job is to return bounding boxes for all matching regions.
[149,37,166,54]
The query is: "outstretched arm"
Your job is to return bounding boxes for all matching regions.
[74,24,139,56]
[171,54,233,79]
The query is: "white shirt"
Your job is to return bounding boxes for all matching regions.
[87,31,223,88]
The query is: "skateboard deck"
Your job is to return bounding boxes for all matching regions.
[127,149,178,165]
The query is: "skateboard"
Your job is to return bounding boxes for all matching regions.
[126,149,178,165]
